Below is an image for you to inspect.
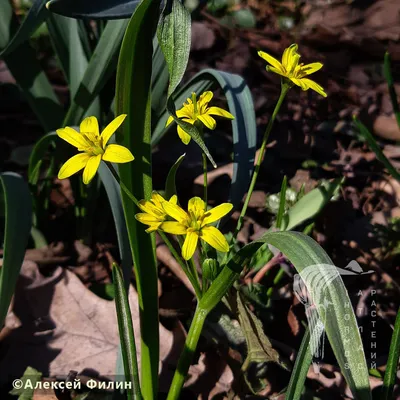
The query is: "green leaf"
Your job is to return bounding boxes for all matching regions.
[0,0,48,57]
[285,327,312,400]
[381,307,400,400]
[354,116,400,182]
[157,0,191,97]
[201,231,372,400]
[115,0,161,397]
[9,366,42,399]
[46,0,141,19]
[0,0,64,131]
[112,263,142,400]
[384,52,400,130]
[165,153,185,200]
[0,173,32,327]
[275,175,287,230]
[285,178,343,231]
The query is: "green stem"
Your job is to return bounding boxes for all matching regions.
[159,232,202,299]
[106,162,140,207]
[188,256,202,298]
[202,152,208,206]
[233,84,289,240]
[167,306,208,400]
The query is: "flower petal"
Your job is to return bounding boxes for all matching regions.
[135,213,163,225]
[57,127,90,150]
[267,66,288,78]
[159,221,187,235]
[138,200,164,217]
[200,226,229,253]
[58,153,91,180]
[188,197,205,219]
[80,116,100,137]
[258,50,284,72]
[162,201,188,222]
[177,125,191,145]
[101,114,127,146]
[82,154,102,184]
[166,115,175,127]
[300,62,323,76]
[182,230,199,260]
[206,107,234,120]
[290,77,309,91]
[202,203,233,225]
[102,144,134,163]
[169,194,178,205]
[198,114,216,130]
[301,78,327,98]
[282,44,299,71]
[199,91,213,106]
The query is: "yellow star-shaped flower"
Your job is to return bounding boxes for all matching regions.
[135,192,178,233]
[57,115,134,184]
[166,91,234,145]
[160,196,233,260]
[258,44,327,97]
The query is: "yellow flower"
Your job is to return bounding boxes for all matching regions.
[160,196,233,260]
[258,44,327,98]
[57,115,134,184]
[166,91,234,145]
[135,192,178,233]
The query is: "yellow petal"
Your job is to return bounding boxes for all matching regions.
[200,226,229,253]
[202,203,233,225]
[301,78,327,98]
[138,200,164,217]
[159,221,187,235]
[300,62,323,76]
[58,153,91,180]
[206,107,234,119]
[188,197,205,216]
[267,66,288,78]
[101,114,127,146]
[57,127,90,150]
[199,91,213,106]
[82,154,101,184]
[166,115,175,127]
[151,192,166,208]
[182,230,199,260]
[177,107,194,120]
[162,201,188,222]
[80,116,100,137]
[282,44,299,70]
[102,144,134,163]
[290,77,309,91]
[177,125,191,145]
[258,50,284,72]
[198,114,216,130]
[135,213,162,224]
[169,194,178,205]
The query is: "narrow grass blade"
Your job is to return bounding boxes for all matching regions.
[276,176,287,230]
[115,0,161,397]
[165,153,185,200]
[354,116,400,182]
[0,173,32,327]
[201,231,372,400]
[0,0,48,56]
[384,52,400,130]
[112,263,142,400]
[46,0,141,19]
[381,307,400,400]
[285,327,312,399]
[157,0,191,97]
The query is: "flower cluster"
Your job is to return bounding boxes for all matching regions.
[136,194,233,260]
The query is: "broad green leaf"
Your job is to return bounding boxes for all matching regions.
[384,52,400,130]
[157,0,191,97]
[9,366,42,399]
[151,38,169,114]
[201,231,371,400]
[46,0,141,19]
[112,263,142,400]
[165,153,185,200]
[0,0,64,131]
[0,0,48,57]
[0,173,32,327]
[354,116,400,182]
[285,178,343,231]
[285,327,313,399]
[115,0,161,397]
[381,307,400,400]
